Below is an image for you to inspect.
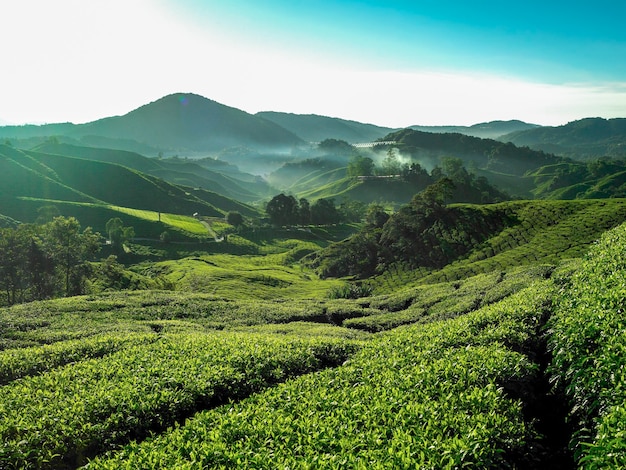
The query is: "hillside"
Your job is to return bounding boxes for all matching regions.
[410,119,540,139]
[256,111,394,143]
[0,94,304,156]
[387,128,562,176]
[0,144,265,240]
[308,197,626,282]
[501,117,626,160]
[33,142,271,204]
[70,93,304,154]
[2,197,626,466]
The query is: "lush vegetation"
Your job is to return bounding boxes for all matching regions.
[549,223,626,467]
[86,282,554,469]
[4,105,626,468]
[309,195,626,282]
[0,216,101,304]
[504,117,626,160]
[0,331,358,468]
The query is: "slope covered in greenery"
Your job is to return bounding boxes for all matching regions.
[309,196,626,283]
[32,142,269,205]
[502,117,626,160]
[386,128,562,176]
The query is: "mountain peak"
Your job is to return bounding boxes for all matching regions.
[72,93,303,153]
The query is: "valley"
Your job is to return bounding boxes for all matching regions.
[1,93,626,468]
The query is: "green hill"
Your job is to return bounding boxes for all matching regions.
[33,142,271,203]
[502,117,626,160]
[387,128,562,176]
[409,119,539,139]
[0,144,265,238]
[71,93,303,154]
[308,197,626,282]
[256,111,394,143]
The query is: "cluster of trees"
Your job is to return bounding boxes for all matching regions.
[0,217,102,305]
[265,194,365,227]
[307,179,512,279]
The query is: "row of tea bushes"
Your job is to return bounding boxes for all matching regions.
[87,283,554,468]
[549,222,626,467]
[0,331,359,469]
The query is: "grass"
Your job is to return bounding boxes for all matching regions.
[110,206,208,236]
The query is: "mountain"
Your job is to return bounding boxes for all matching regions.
[0,94,304,155]
[409,120,540,139]
[70,93,304,154]
[256,112,394,143]
[501,117,626,160]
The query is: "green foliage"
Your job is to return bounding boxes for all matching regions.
[347,154,375,177]
[386,128,561,176]
[0,217,102,305]
[266,193,299,226]
[0,331,358,468]
[548,222,626,466]
[225,211,244,228]
[309,183,511,279]
[327,282,373,299]
[312,198,626,284]
[87,283,552,469]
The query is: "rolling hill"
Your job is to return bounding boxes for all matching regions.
[256,111,395,143]
[409,119,539,139]
[0,144,262,238]
[501,117,626,160]
[32,142,272,204]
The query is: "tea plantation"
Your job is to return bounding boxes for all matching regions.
[2,201,626,467]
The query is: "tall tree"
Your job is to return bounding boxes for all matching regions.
[266,194,299,226]
[45,217,101,296]
[347,155,375,177]
[311,198,340,225]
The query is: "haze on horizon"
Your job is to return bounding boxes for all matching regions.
[1,0,625,128]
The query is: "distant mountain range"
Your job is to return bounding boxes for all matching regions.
[409,120,540,139]
[0,93,624,162]
[0,94,304,155]
[256,112,394,143]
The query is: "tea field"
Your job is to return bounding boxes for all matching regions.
[2,204,626,467]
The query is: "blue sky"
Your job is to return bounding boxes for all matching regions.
[1,0,625,127]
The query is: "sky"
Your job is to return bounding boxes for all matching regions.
[1,0,626,127]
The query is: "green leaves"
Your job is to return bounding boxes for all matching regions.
[0,332,358,468]
[88,284,551,469]
[549,222,626,466]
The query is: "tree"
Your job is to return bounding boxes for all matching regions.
[380,148,402,176]
[0,227,28,305]
[45,217,101,296]
[311,198,340,225]
[106,218,124,245]
[365,204,389,229]
[299,198,311,225]
[347,155,375,177]
[226,211,244,228]
[105,218,134,250]
[266,193,299,226]
[318,139,354,156]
